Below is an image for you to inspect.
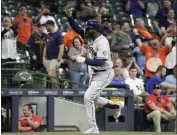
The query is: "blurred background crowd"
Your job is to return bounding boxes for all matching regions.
[1,0,177,133]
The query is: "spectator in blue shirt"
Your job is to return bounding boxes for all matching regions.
[146,65,176,94]
[125,0,145,17]
[43,20,64,88]
[110,66,126,91]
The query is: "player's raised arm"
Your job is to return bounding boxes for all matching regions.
[65,6,85,38]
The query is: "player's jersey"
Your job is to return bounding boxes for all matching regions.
[87,35,113,71]
[1,28,18,59]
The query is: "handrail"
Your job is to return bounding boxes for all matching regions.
[1,61,29,67]
[1,68,21,71]
[2,63,132,96]
[28,70,89,87]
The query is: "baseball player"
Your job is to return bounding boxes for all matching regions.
[65,7,124,133]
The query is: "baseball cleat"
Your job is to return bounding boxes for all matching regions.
[83,128,99,133]
[113,101,125,119]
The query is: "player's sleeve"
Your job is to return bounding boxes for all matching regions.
[56,33,64,45]
[67,17,84,38]
[96,38,109,59]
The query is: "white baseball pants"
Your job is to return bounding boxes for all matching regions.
[84,69,114,130]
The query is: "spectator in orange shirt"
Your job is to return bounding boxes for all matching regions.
[18,104,42,132]
[134,33,171,80]
[145,84,176,132]
[64,24,84,50]
[13,4,34,52]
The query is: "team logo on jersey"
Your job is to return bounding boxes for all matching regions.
[103,51,107,56]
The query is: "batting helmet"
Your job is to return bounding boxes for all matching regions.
[86,19,100,31]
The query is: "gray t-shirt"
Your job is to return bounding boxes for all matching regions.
[111,31,132,58]
[68,47,87,72]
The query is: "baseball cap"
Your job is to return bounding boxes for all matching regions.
[45,20,55,26]
[153,84,161,89]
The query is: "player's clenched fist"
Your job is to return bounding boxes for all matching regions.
[76,56,86,63]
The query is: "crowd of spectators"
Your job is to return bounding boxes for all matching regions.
[1,0,177,133]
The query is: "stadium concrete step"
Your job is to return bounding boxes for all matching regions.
[19,97,88,132]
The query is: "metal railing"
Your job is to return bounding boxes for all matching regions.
[2,61,88,90]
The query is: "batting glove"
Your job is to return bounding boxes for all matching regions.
[76,56,86,63]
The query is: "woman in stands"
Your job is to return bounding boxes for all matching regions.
[1,17,18,64]
[68,36,87,89]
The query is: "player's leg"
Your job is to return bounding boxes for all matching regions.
[83,80,103,133]
[96,97,124,119]
[83,69,114,133]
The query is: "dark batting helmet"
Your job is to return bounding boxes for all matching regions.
[85,19,100,31]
